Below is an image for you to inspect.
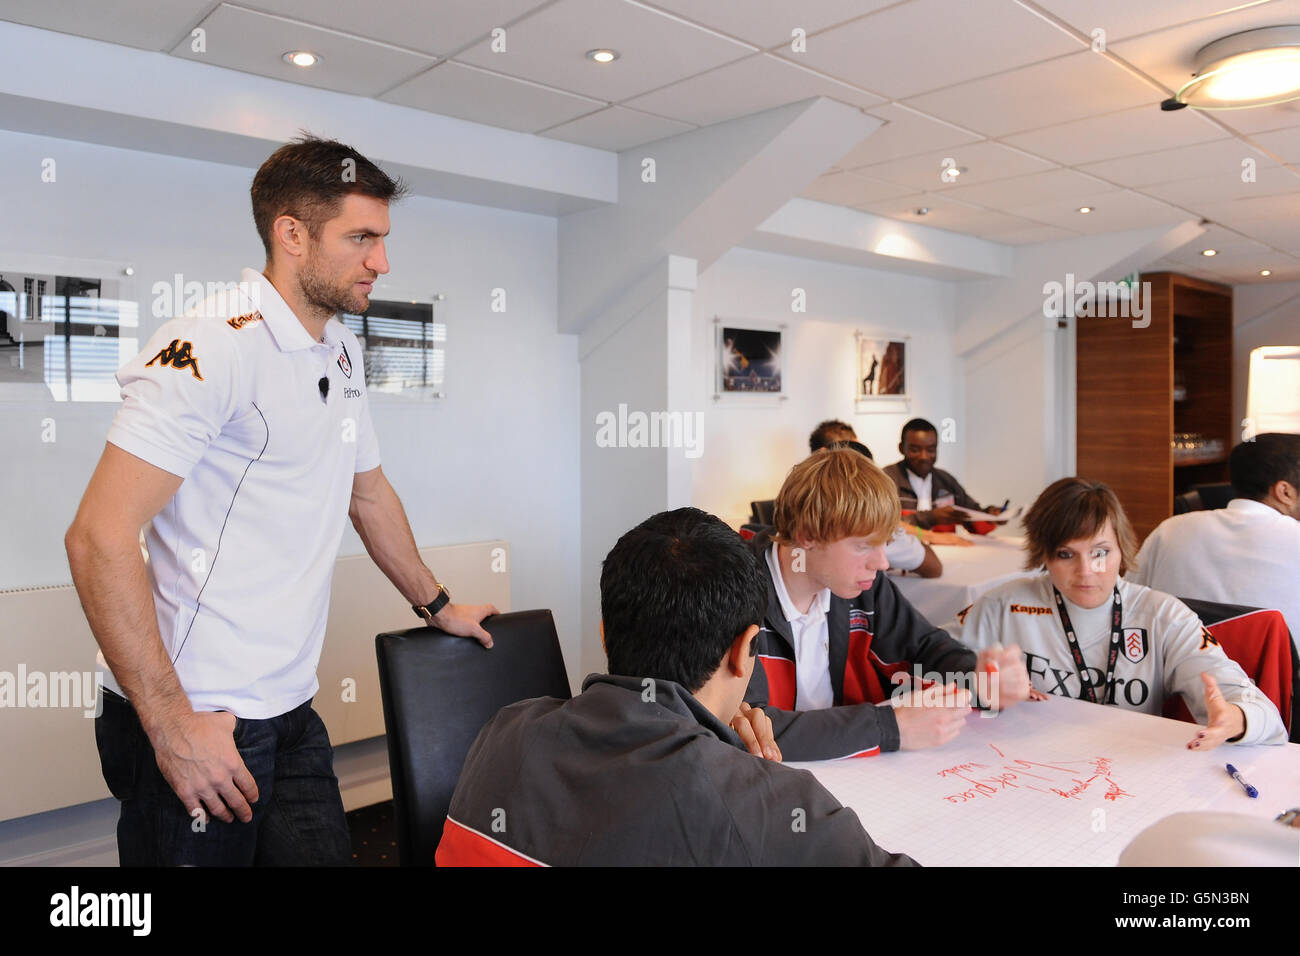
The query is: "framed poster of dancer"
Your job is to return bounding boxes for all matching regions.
[856,333,908,407]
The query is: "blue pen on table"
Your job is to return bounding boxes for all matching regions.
[1226,764,1258,799]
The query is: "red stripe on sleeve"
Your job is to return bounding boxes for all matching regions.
[435,817,545,867]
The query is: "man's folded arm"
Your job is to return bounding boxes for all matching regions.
[745,670,901,760]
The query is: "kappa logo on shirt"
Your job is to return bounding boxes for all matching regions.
[956,604,973,625]
[338,343,353,379]
[1122,627,1148,664]
[1010,604,1053,616]
[145,339,203,380]
[1199,626,1221,651]
[226,311,263,330]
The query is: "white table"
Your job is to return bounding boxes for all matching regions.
[893,531,1032,627]
[793,695,1300,867]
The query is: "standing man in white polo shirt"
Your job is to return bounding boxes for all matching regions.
[1131,433,1300,639]
[65,136,497,866]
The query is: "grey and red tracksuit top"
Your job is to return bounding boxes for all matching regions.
[743,531,978,761]
[435,673,917,867]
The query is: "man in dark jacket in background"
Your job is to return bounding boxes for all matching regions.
[884,417,1004,531]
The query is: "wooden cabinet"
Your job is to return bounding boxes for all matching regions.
[1076,272,1232,542]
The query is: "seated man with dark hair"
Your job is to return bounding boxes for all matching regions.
[436,507,915,867]
[1132,433,1300,639]
[884,417,1003,532]
[809,418,857,453]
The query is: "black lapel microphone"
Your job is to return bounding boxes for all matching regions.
[318,376,330,402]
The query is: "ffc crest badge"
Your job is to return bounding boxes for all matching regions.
[338,343,353,379]
[1122,627,1148,664]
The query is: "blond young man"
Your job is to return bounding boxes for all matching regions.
[743,449,1032,760]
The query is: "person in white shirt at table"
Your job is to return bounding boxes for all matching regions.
[1130,433,1300,640]
[947,477,1286,749]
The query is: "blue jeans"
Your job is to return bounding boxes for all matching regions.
[95,688,354,866]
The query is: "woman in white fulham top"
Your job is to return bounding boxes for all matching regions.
[946,477,1286,748]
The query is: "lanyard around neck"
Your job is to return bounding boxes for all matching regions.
[1051,585,1122,705]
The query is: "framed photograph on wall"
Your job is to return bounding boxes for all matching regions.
[715,322,784,397]
[855,332,909,411]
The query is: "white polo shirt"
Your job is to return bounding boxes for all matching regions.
[1131,498,1300,641]
[766,544,834,710]
[885,524,925,572]
[99,268,382,718]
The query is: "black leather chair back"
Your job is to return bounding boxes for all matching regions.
[375,609,571,866]
[1193,482,1235,510]
[750,499,775,525]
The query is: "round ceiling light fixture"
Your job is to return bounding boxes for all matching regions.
[1162,26,1300,110]
[586,49,619,63]
[283,51,319,67]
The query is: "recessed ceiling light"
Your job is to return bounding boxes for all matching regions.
[586,49,619,63]
[283,51,319,67]
[915,207,930,216]
[1202,249,1218,256]
[1165,26,1300,110]
[1260,269,1272,276]
[1078,206,1093,214]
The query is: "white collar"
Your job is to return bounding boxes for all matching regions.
[1226,498,1288,519]
[766,543,831,622]
[239,267,343,353]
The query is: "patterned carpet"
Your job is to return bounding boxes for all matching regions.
[347,800,398,866]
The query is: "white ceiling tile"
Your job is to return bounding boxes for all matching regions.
[1164,226,1274,264]
[856,141,1056,192]
[1206,100,1300,135]
[621,52,882,127]
[380,61,604,132]
[1108,1,1300,92]
[1250,125,1300,163]
[835,104,983,169]
[1030,0,1282,44]
[904,51,1159,137]
[639,0,895,50]
[983,223,1079,244]
[169,4,436,97]
[539,105,694,150]
[1189,190,1300,239]
[777,0,1082,99]
[0,0,212,50]
[1141,164,1300,208]
[1008,189,1193,232]
[1001,102,1226,165]
[857,192,1039,235]
[240,0,552,56]
[1076,137,1267,187]
[800,171,917,206]
[930,167,1114,210]
[454,0,752,102]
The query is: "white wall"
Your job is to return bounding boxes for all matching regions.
[960,312,1068,513]
[1233,281,1300,435]
[0,130,583,686]
[689,247,965,527]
